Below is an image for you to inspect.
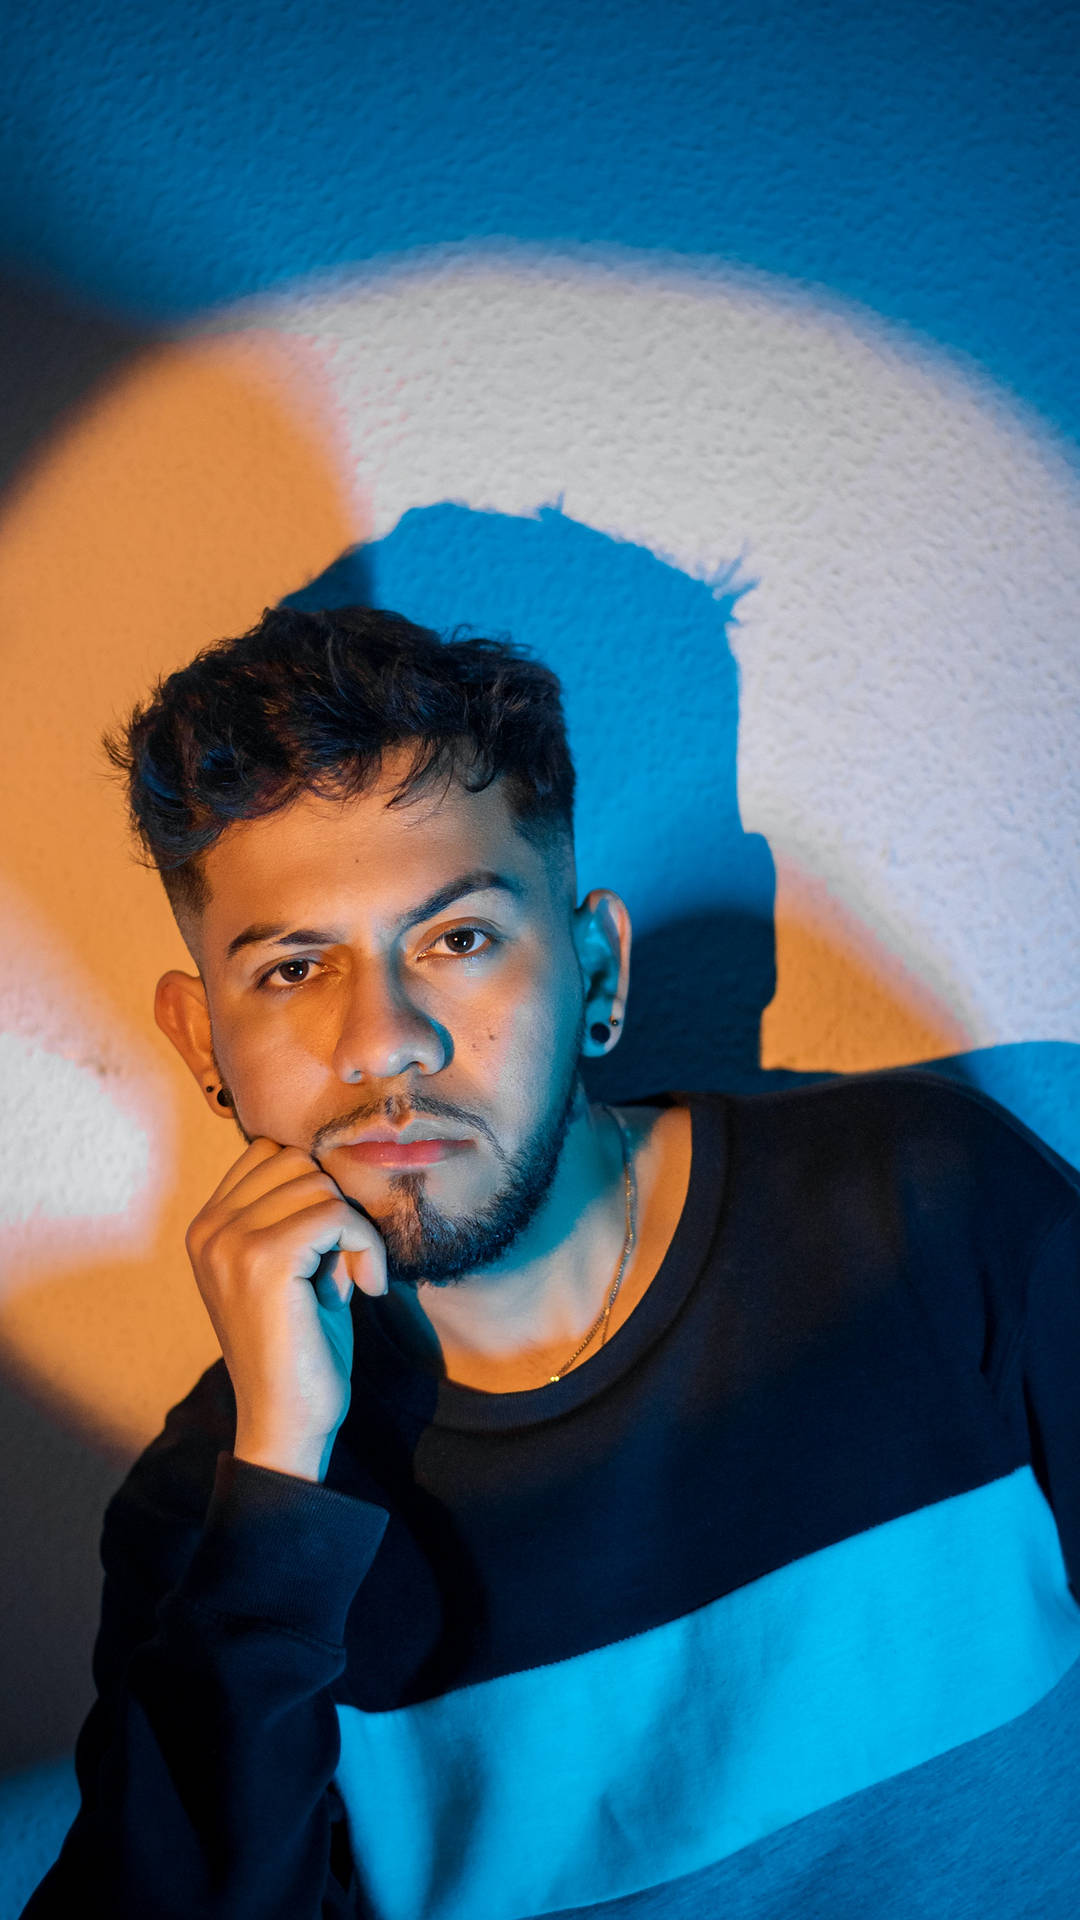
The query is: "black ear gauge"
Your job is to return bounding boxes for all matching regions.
[216,1086,234,1108]
[590,1022,611,1046]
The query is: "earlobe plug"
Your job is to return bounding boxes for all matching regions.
[215,1086,233,1108]
[589,1013,622,1048]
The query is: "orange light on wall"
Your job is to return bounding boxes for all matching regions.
[0,333,365,1451]
[762,857,969,1075]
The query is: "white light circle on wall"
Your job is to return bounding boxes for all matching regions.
[0,1034,151,1228]
[0,878,165,1280]
[205,248,1080,1051]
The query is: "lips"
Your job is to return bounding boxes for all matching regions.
[335,1138,472,1170]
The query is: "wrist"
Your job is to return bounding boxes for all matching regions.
[233,1430,331,1483]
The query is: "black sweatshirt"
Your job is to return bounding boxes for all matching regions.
[23,1073,1080,1918]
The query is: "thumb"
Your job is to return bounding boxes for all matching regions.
[337,1214,389,1298]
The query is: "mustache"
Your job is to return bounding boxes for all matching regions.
[310,1088,503,1161]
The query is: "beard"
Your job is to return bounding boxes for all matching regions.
[223,1012,588,1287]
[256,1002,588,1287]
[372,1025,584,1286]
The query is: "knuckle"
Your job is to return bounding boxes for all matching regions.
[202,1221,240,1274]
[294,1168,334,1199]
[230,1259,262,1295]
[278,1145,317,1174]
[186,1203,216,1248]
[310,1195,348,1227]
[186,1216,211,1262]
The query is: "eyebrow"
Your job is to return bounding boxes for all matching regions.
[225,869,528,962]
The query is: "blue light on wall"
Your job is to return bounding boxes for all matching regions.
[1,0,1078,450]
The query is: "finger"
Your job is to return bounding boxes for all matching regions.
[208,1147,325,1219]
[248,1198,388,1296]
[341,1248,387,1300]
[333,1211,389,1298]
[221,1166,343,1233]
[203,1135,290,1210]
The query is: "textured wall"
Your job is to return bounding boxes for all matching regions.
[0,0,1078,1894]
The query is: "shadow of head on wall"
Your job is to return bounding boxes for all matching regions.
[284,501,784,1096]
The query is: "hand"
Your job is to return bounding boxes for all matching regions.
[185,1138,388,1482]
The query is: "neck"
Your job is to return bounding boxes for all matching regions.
[379,1097,633,1390]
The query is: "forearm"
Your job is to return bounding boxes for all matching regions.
[22,1456,387,1920]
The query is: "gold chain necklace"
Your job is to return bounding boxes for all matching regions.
[547,1104,637,1383]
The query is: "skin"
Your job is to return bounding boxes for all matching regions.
[156,747,692,1481]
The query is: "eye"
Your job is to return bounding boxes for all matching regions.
[259,956,318,990]
[429,925,495,958]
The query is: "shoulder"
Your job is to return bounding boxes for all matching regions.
[721,1068,1080,1273]
[728,1067,1075,1182]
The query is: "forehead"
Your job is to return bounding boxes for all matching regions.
[198,758,552,943]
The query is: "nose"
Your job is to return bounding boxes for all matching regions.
[330,956,449,1084]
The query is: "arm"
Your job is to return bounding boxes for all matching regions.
[23,1137,392,1918]
[23,1448,387,1919]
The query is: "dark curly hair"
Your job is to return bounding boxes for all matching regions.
[105,603,576,928]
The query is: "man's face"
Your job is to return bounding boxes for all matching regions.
[193,754,589,1285]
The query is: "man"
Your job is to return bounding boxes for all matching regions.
[25,603,1080,1918]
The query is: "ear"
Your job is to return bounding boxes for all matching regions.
[154,969,233,1119]
[572,889,631,1059]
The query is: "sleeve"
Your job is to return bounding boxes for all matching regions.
[1014,1197,1080,1604]
[910,1070,1080,1609]
[859,1070,1080,1605]
[20,1445,388,1920]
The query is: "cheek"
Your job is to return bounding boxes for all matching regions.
[216,1007,327,1124]
[464,955,579,1084]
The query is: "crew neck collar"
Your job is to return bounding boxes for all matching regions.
[349,1090,730,1434]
